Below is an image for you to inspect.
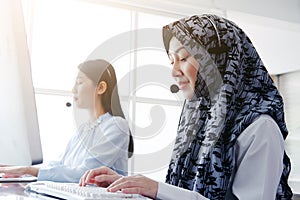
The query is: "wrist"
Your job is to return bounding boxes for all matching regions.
[153,180,159,199]
[27,167,39,176]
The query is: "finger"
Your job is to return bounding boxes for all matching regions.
[107,177,136,192]
[96,182,109,188]
[121,187,143,194]
[94,174,120,185]
[80,167,119,186]
[2,170,22,177]
[79,170,91,186]
[85,170,99,184]
[0,167,9,173]
[95,166,115,175]
[3,173,20,178]
[79,177,84,186]
[122,187,155,199]
[79,172,87,186]
[84,167,112,184]
[81,171,97,186]
[106,176,125,191]
[0,167,25,176]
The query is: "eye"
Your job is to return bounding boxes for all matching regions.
[168,55,174,65]
[180,57,187,62]
[169,58,174,65]
[178,49,191,62]
[76,80,83,85]
[180,55,190,62]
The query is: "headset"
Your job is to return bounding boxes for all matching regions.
[200,15,229,54]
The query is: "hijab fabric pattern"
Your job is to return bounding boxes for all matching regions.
[163,15,292,199]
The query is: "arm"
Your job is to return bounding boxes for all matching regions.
[38,117,129,182]
[0,147,67,177]
[37,132,84,182]
[101,174,208,200]
[231,115,284,199]
[107,174,158,199]
[38,165,87,182]
[157,182,209,200]
[80,167,159,199]
[0,166,39,177]
[155,115,284,200]
[79,115,283,199]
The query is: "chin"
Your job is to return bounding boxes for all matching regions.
[183,91,193,100]
[75,102,84,108]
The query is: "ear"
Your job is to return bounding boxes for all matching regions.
[96,81,107,95]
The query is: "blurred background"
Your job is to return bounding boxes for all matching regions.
[16,0,300,194]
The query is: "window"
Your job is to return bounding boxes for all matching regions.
[278,71,300,193]
[22,0,180,181]
[23,1,299,191]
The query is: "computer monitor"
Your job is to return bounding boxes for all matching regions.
[0,0,43,166]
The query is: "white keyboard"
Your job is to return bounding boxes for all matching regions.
[25,181,150,200]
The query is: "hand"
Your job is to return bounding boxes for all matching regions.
[0,166,38,177]
[79,166,122,187]
[107,174,158,199]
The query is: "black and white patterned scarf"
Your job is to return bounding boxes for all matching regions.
[163,14,292,199]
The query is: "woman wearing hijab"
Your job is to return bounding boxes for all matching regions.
[0,59,134,183]
[79,15,293,199]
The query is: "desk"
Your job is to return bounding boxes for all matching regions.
[0,183,53,200]
[1,182,300,200]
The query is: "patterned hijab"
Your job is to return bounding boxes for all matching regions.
[163,14,292,199]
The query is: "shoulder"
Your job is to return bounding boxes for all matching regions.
[237,114,284,149]
[249,114,279,128]
[243,115,281,135]
[102,115,130,134]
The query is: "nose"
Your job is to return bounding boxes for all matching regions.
[71,84,76,94]
[171,59,183,77]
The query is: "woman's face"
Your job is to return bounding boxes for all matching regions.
[168,37,199,100]
[72,71,96,109]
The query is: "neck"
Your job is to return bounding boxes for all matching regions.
[87,108,106,122]
[94,99,107,118]
[95,108,107,119]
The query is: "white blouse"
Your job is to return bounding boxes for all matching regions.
[157,115,285,200]
[38,112,129,183]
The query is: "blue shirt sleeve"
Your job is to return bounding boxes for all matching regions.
[38,114,129,183]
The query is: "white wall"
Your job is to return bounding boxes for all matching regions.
[86,0,300,74]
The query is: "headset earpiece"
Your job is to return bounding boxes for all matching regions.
[201,15,229,54]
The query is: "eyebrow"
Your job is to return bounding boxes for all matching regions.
[76,75,85,80]
[168,46,186,56]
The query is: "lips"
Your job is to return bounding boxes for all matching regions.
[178,81,189,90]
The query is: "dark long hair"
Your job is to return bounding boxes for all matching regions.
[78,59,134,158]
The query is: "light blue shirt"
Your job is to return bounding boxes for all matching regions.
[38,112,129,183]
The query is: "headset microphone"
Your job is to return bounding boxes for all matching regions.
[170,84,180,93]
[66,102,72,107]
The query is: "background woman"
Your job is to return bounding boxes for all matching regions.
[0,59,133,183]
